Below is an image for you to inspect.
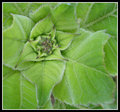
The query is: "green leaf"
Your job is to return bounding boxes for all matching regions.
[104,37,117,76]
[53,30,115,105]
[77,3,117,36]
[19,76,37,109]
[3,3,53,29]
[3,66,37,109]
[3,3,29,29]
[12,14,35,38]
[63,30,109,72]
[29,5,51,23]
[21,60,65,107]
[76,3,117,76]
[55,31,80,50]
[3,70,21,109]
[3,2,57,29]
[51,4,78,33]
[30,17,54,39]
[3,14,35,40]
[3,14,35,68]
[3,37,24,68]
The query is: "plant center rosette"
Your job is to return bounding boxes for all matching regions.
[13,16,72,66]
[29,29,59,59]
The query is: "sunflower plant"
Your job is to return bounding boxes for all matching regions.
[3,2,117,109]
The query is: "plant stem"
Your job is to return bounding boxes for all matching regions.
[51,94,55,106]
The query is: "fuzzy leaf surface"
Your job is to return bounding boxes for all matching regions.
[22,60,65,107]
[3,14,35,68]
[53,30,115,105]
[76,3,117,75]
[3,66,37,109]
[51,4,78,33]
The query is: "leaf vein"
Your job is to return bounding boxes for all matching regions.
[84,9,117,28]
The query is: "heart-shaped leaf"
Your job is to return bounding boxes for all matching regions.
[21,60,65,107]
[53,30,115,105]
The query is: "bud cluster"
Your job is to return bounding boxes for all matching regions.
[30,33,57,59]
[37,37,55,55]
